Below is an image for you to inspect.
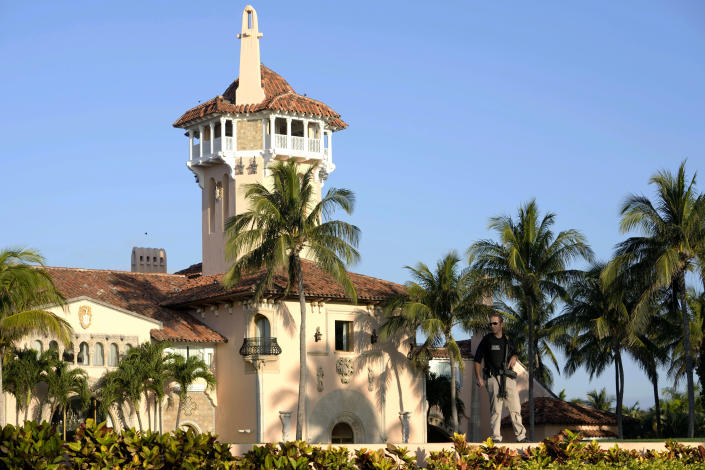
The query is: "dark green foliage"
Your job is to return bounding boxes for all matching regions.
[2,421,705,469]
[0,421,66,469]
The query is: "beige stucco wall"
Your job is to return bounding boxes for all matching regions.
[200,159,324,276]
[197,299,425,444]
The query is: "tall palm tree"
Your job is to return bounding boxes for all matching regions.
[101,355,149,431]
[223,160,360,440]
[166,354,215,430]
[0,248,72,426]
[46,359,89,440]
[603,161,705,437]
[380,252,491,434]
[496,296,561,387]
[553,262,652,438]
[469,200,593,440]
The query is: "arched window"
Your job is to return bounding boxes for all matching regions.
[93,342,104,366]
[77,342,90,365]
[32,340,43,357]
[331,422,354,444]
[63,343,75,363]
[108,343,119,366]
[49,340,58,351]
[255,315,270,338]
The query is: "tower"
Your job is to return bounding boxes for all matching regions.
[173,5,347,276]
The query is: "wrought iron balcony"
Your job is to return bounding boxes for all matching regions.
[239,337,282,356]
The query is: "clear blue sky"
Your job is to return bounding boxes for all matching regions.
[2,1,704,408]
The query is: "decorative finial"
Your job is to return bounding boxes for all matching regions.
[236,5,265,105]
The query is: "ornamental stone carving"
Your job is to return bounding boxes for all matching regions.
[182,396,197,417]
[367,367,374,391]
[335,357,354,384]
[317,366,324,392]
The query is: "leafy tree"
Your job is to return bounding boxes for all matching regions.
[380,252,490,434]
[0,248,72,426]
[469,200,593,440]
[46,358,89,440]
[604,161,705,437]
[223,161,360,440]
[166,354,215,430]
[125,342,172,432]
[426,372,465,431]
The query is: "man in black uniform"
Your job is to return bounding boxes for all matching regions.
[473,313,527,442]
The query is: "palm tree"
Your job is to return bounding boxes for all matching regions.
[603,161,705,437]
[101,355,149,431]
[1,347,55,424]
[380,252,490,434]
[425,372,465,431]
[124,342,172,432]
[46,359,89,440]
[223,160,360,440]
[469,200,593,440]
[496,296,561,387]
[0,248,73,426]
[585,388,614,412]
[166,354,215,430]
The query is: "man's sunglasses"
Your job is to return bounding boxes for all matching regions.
[488,321,500,326]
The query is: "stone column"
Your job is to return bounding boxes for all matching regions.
[220,117,226,152]
[209,122,214,155]
[188,130,194,161]
[303,119,309,153]
[279,411,292,441]
[198,125,204,159]
[286,117,292,150]
[269,115,276,148]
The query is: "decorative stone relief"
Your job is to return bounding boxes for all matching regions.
[318,169,328,181]
[335,357,354,384]
[247,157,258,174]
[279,411,292,441]
[399,411,410,443]
[316,366,324,392]
[235,158,244,175]
[214,181,223,200]
[182,396,197,417]
[78,305,92,329]
[367,367,374,392]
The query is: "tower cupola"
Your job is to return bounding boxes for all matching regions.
[173,5,347,275]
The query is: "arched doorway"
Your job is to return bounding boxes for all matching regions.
[331,422,354,443]
[51,397,113,439]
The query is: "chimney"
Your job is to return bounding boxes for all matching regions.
[235,5,265,105]
[131,247,167,273]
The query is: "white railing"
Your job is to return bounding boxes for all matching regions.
[308,139,321,153]
[213,137,222,153]
[291,136,305,151]
[191,144,201,159]
[274,133,288,148]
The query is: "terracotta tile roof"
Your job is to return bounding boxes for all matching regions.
[44,267,226,344]
[162,260,405,307]
[427,339,473,359]
[173,65,347,129]
[501,397,639,427]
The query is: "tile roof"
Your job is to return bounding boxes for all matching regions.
[162,260,405,307]
[173,65,347,129]
[502,397,639,427]
[427,339,473,359]
[44,267,226,344]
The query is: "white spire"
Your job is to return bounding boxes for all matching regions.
[236,5,265,105]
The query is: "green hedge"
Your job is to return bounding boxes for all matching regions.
[1,422,704,469]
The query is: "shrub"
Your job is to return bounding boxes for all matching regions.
[0,421,66,470]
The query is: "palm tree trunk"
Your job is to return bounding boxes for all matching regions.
[527,296,535,441]
[24,391,30,423]
[678,272,695,438]
[615,349,623,439]
[63,407,67,440]
[175,393,184,430]
[133,400,143,432]
[448,342,458,434]
[146,393,151,431]
[651,374,662,437]
[295,254,307,441]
